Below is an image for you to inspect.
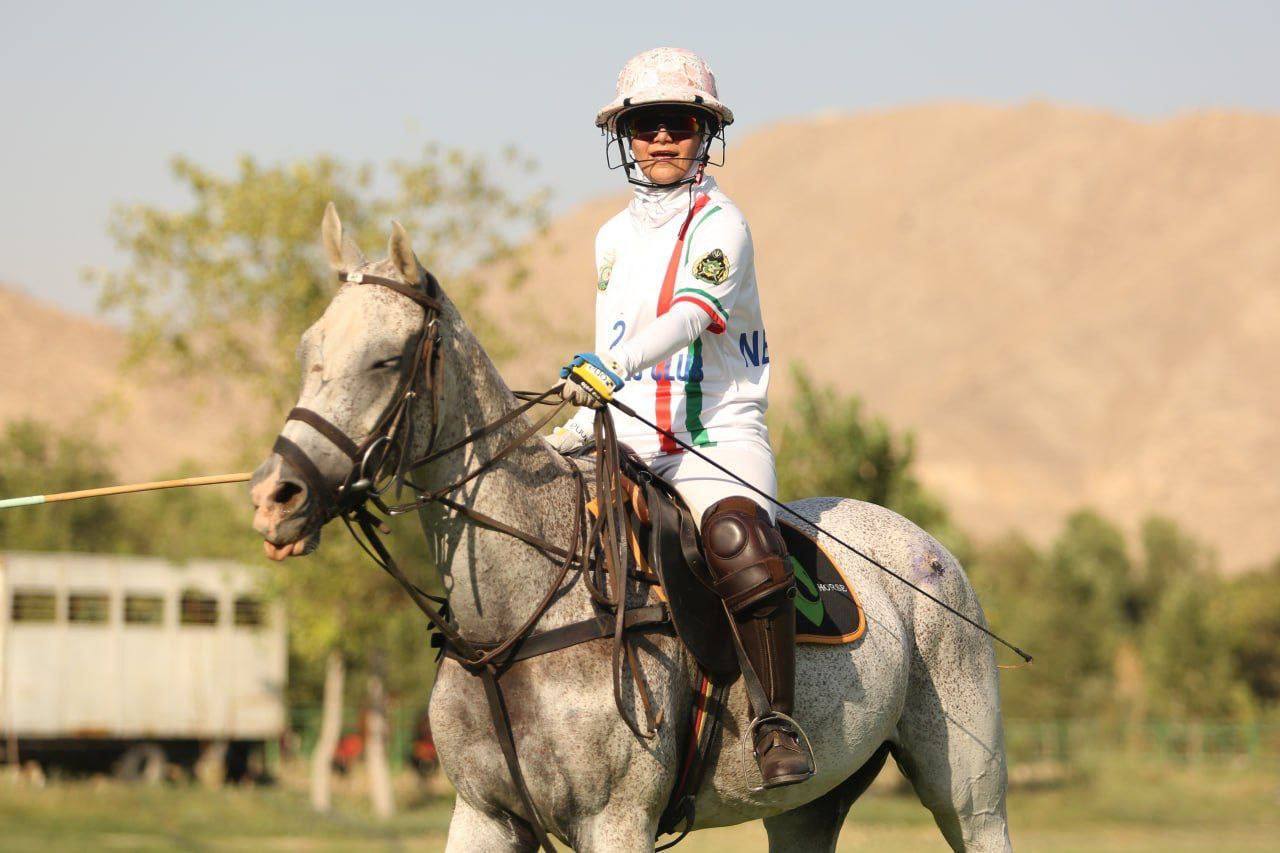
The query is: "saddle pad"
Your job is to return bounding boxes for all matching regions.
[585,493,865,647]
[780,520,866,645]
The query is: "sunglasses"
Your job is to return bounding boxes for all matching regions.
[620,109,707,142]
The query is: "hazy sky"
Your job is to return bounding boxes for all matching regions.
[4,1,1278,314]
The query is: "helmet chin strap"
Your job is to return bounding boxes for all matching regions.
[625,156,705,190]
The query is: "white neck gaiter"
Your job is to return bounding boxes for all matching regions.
[627,166,716,229]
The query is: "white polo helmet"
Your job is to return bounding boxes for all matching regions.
[596,47,734,130]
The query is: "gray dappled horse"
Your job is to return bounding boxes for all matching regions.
[250,206,1012,852]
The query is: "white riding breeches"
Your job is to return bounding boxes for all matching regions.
[644,435,778,526]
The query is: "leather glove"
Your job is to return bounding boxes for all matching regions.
[559,352,625,409]
[546,421,590,454]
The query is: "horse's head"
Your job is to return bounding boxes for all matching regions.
[251,203,441,560]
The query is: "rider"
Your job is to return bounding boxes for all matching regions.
[548,47,813,789]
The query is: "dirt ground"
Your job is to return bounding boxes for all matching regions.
[0,754,1276,851]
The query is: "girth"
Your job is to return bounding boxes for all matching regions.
[437,604,670,669]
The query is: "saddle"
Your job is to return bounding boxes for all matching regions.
[590,448,867,682]
[613,449,741,683]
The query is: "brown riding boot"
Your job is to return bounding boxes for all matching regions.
[739,593,813,787]
[702,496,815,789]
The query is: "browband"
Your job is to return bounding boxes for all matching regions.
[338,270,445,312]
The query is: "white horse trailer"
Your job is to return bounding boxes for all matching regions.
[0,552,286,779]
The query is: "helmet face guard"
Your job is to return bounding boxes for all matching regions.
[603,103,727,189]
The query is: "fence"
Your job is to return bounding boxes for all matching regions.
[286,705,1280,771]
[1003,719,1280,766]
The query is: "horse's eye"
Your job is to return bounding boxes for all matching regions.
[372,356,402,371]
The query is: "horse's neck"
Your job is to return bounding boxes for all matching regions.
[414,303,587,638]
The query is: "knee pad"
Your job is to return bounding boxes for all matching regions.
[701,496,794,614]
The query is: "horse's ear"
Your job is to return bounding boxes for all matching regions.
[322,203,345,270]
[388,220,422,284]
[321,202,366,272]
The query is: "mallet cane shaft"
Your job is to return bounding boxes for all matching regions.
[0,473,252,509]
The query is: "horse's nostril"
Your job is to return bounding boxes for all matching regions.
[273,481,304,506]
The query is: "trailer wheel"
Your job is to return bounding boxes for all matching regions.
[114,743,166,783]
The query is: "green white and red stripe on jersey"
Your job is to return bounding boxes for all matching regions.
[655,194,722,452]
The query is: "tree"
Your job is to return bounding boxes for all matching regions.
[0,420,127,553]
[92,148,548,412]
[1129,516,1244,719]
[1142,573,1243,719]
[964,533,1061,719]
[1216,560,1280,708]
[773,365,966,556]
[90,147,548,815]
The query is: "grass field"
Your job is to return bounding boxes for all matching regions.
[1,756,1276,851]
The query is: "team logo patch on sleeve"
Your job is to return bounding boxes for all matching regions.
[597,251,615,292]
[692,248,730,285]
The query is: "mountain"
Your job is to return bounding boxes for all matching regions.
[484,102,1280,571]
[0,285,265,480]
[5,102,1278,569]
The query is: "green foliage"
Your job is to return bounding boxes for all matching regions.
[90,148,548,411]
[773,365,966,555]
[1142,574,1244,719]
[1214,561,1280,707]
[966,511,1261,721]
[0,420,129,553]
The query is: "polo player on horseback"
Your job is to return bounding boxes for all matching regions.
[549,47,814,789]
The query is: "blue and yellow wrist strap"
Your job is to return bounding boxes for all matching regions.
[560,352,625,402]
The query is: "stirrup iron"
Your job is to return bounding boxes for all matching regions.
[746,710,816,792]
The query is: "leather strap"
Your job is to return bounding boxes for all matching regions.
[338,270,445,312]
[712,563,789,613]
[442,604,670,667]
[479,666,557,853]
[272,434,335,522]
[657,680,730,848]
[286,407,361,461]
[723,603,772,721]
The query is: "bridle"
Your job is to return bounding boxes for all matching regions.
[268,266,684,851]
[272,269,447,526]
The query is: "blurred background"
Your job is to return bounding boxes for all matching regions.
[2,2,1278,850]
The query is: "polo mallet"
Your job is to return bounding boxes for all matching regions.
[0,473,252,510]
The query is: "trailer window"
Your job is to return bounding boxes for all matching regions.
[68,592,110,623]
[180,591,219,625]
[11,590,57,623]
[234,596,265,627]
[125,594,165,625]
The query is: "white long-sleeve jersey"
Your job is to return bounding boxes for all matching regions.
[567,175,772,457]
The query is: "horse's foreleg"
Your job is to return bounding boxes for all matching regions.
[444,796,539,853]
[572,806,660,853]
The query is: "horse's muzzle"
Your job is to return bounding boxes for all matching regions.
[250,452,320,550]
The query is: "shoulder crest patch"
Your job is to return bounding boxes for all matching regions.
[692,248,730,286]
[597,251,615,292]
